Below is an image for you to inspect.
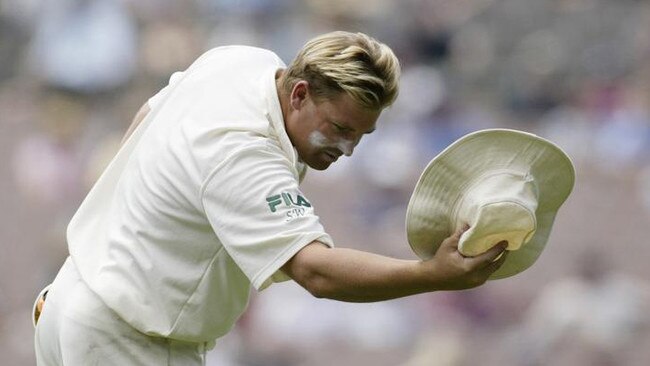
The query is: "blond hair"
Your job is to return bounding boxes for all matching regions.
[281,31,400,110]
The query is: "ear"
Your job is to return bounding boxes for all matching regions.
[290,80,309,111]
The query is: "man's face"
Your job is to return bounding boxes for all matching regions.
[285,81,380,170]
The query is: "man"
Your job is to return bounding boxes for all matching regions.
[34,31,507,365]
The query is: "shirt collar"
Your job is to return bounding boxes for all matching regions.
[263,67,306,177]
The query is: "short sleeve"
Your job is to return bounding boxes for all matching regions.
[200,143,333,291]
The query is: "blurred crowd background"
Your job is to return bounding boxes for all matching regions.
[2,0,650,365]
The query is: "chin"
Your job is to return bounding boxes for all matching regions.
[305,159,332,171]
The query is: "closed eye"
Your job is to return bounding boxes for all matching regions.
[331,122,348,132]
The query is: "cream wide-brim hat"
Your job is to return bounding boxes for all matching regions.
[406,129,575,280]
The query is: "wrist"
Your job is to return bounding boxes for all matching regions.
[411,260,439,293]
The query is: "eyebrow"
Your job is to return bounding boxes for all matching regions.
[330,119,376,134]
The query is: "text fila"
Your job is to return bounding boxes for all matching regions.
[266,192,312,213]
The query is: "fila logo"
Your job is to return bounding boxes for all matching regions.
[266,192,312,213]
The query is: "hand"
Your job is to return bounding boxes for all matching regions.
[420,225,508,291]
[33,291,47,326]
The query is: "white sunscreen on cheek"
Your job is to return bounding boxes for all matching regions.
[308,130,331,149]
[308,130,355,156]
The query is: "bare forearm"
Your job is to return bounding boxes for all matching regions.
[284,245,430,302]
[283,230,508,303]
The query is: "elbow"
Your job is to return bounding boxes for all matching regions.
[294,269,331,299]
[307,280,334,299]
[282,242,336,299]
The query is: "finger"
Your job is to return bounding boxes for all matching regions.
[438,225,471,254]
[469,240,508,267]
[446,224,470,243]
[486,249,509,273]
[474,251,508,280]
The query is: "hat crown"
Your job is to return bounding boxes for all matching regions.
[454,170,539,256]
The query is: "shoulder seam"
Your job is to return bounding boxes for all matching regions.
[197,142,293,212]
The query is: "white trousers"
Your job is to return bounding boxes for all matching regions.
[34,258,206,365]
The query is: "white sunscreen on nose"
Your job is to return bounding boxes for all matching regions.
[337,139,355,156]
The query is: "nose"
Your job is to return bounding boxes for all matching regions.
[339,139,357,157]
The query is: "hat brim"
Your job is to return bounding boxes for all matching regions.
[405,129,575,279]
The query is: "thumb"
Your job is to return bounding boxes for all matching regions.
[440,224,470,250]
[453,224,470,240]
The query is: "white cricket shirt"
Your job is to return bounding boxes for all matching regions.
[66,46,333,343]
